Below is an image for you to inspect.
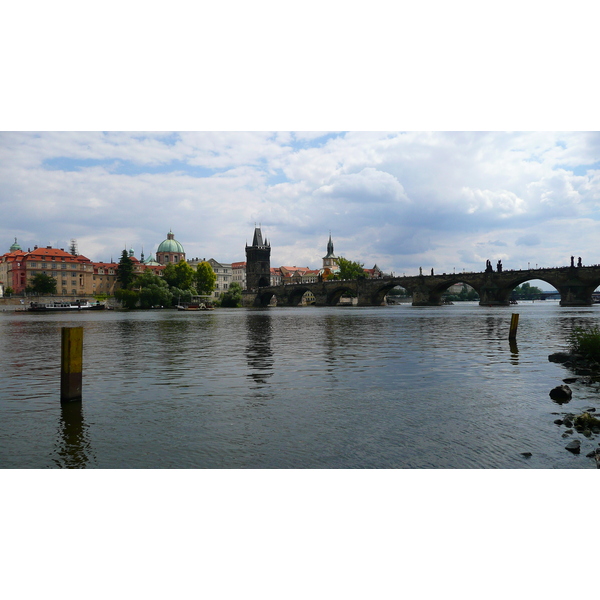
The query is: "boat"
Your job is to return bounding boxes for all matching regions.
[177,302,214,311]
[27,300,106,312]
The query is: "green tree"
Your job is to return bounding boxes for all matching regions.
[170,287,194,306]
[4,286,14,297]
[334,257,367,280]
[139,284,173,309]
[117,249,135,289]
[114,288,139,309]
[134,270,173,308]
[195,261,217,295]
[27,273,57,295]
[163,260,197,291]
[219,282,243,307]
[513,282,543,300]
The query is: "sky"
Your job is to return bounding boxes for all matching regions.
[1,131,600,283]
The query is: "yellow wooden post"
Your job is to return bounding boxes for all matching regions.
[508,313,519,341]
[61,327,83,402]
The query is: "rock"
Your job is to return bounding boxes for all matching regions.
[554,419,564,425]
[566,440,581,453]
[521,452,532,458]
[583,429,593,438]
[563,378,578,384]
[549,352,573,363]
[550,385,573,403]
[587,407,597,412]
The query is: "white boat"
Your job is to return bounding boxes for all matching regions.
[27,300,106,312]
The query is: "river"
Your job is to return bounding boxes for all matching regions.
[1,302,600,468]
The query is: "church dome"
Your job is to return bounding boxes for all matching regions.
[9,237,22,252]
[157,231,184,254]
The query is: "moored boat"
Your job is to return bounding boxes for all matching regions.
[27,300,106,312]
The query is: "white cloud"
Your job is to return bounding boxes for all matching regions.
[2,132,600,275]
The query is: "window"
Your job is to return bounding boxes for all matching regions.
[61,263,66,269]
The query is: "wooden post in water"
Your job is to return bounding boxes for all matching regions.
[61,326,83,402]
[508,313,519,341]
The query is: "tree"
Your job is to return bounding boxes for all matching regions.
[195,261,217,295]
[3,286,14,297]
[513,282,543,300]
[163,260,197,291]
[334,257,367,280]
[27,273,57,295]
[219,282,243,307]
[139,284,173,309]
[117,249,135,289]
[134,270,173,308]
[169,287,194,306]
[115,288,139,309]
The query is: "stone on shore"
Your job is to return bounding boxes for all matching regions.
[549,352,572,363]
[565,440,581,453]
[549,385,572,402]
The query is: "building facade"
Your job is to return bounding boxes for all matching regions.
[0,244,95,296]
[232,261,247,289]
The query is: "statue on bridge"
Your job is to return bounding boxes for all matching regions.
[497,260,502,273]
[485,260,493,273]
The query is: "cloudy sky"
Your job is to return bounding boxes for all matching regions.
[2,3,599,282]
[1,131,599,278]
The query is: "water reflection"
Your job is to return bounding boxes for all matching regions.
[245,312,273,386]
[509,339,519,364]
[52,401,95,468]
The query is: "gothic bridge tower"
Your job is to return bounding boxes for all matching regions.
[245,226,271,290]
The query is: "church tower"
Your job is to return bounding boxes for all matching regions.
[245,226,271,290]
[322,233,338,270]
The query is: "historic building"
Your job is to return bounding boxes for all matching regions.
[245,226,271,290]
[0,238,166,298]
[232,261,247,289]
[156,230,185,265]
[0,243,95,296]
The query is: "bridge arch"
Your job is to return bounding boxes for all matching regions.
[363,281,408,306]
[285,286,313,306]
[254,289,277,307]
[326,284,358,306]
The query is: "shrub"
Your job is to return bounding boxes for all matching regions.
[569,326,600,361]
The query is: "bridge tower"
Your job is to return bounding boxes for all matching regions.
[245,226,271,290]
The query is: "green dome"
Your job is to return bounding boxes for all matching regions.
[9,237,22,252]
[157,231,184,254]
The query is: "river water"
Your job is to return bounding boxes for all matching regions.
[2,302,600,468]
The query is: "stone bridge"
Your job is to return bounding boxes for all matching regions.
[243,265,600,307]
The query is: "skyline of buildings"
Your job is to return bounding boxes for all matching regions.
[0,227,382,299]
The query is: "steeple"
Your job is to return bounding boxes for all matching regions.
[322,232,339,271]
[326,232,334,257]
